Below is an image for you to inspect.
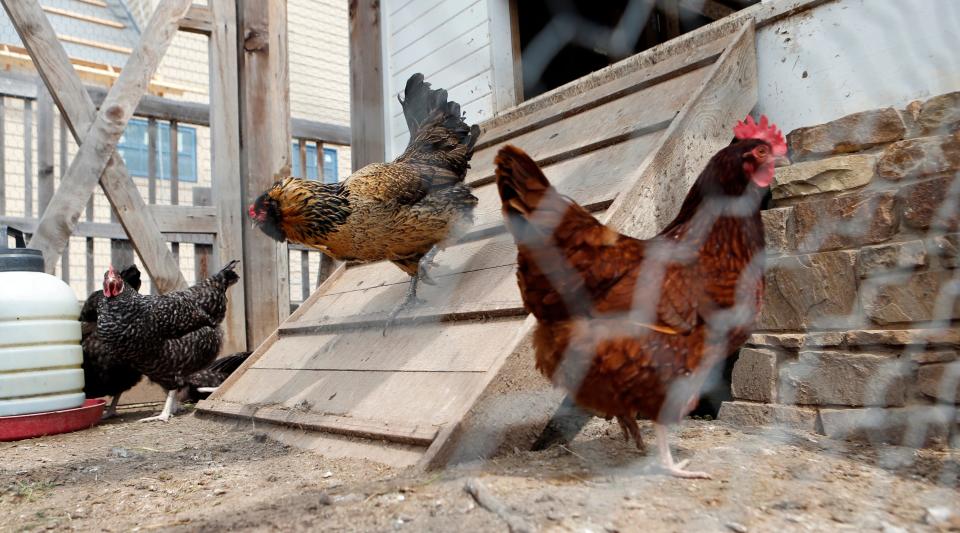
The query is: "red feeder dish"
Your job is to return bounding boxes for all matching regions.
[0,398,105,442]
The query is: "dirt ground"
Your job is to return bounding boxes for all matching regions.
[2,406,958,533]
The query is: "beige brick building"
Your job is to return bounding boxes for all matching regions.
[1,0,351,301]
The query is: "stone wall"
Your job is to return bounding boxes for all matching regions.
[719,92,960,448]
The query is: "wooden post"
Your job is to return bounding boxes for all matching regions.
[169,120,179,263]
[36,82,54,216]
[59,116,69,282]
[1,0,192,290]
[0,98,5,215]
[208,0,246,353]
[192,187,212,281]
[348,0,385,171]
[147,118,158,205]
[237,0,291,347]
[23,99,32,218]
[314,140,335,285]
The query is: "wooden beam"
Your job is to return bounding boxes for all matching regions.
[679,0,735,20]
[0,73,350,143]
[2,0,192,291]
[0,215,216,244]
[179,4,212,35]
[1,205,217,234]
[348,0,386,170]
[238,0,291,347]
[209,0,247,354]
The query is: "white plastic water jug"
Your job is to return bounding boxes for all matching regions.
[0,246,84,417]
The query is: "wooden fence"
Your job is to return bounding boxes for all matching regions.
[0,79,347,312]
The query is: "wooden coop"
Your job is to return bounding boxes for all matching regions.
[0,1,348,403]
[196,1,795,468]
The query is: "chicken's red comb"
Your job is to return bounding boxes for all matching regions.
[734,115,787,156]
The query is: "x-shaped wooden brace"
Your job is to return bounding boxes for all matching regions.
[1,0,193,292]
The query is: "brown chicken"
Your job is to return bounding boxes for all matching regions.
[248,74,480,330]
[495,116,787,478]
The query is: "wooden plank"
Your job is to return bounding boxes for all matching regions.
[294,263,523,328]
[468,131,662,231]
[23,99,32,218]
[604,22,758,238]
[57,34,132,55]
[197,399,437,447]
[218,367,488,430]
[349,0,386,170]
[476,35,727,151]
[466,66,707,185]
[209,0,247,354]
[2,0,192,291]
[36,83,54,215]
[41,5,125,29]
[179,4,212,35]
[260,318,524,373]
[238,0,291,346]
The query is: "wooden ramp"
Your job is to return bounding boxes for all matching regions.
[197,23,759,469]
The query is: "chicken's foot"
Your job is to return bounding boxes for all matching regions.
[102,394,122,420]
[381,275,426,336]
[654,423,710,479]
[139,390,180,423]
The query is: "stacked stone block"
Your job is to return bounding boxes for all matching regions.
[719,92,960,447]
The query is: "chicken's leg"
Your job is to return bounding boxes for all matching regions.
[139,390,179,423]
[102,394,122,420]
[654,423,710,479]
[382,250,438,336]
[617,415,646,452]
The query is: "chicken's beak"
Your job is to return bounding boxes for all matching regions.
[775,154,791,167]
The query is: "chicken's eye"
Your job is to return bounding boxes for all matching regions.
[756,146,768,157]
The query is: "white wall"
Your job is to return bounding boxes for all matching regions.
[755,0,960,134]
[381,0,517,158]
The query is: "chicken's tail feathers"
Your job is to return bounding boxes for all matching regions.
[119,264,142,291]
[205,351,251,376]
[397,73,480,182]
[210,260,241,287]
[495,145,552,216]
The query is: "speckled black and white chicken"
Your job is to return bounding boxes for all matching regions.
[81,265,144,419]
[96,260,240,422]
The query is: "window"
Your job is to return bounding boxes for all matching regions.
[290,143,339,184]
[117,119,198,182]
